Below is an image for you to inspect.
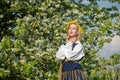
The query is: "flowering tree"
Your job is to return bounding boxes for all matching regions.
[0,0,120,79]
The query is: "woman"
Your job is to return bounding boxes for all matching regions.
[56,20,86,80]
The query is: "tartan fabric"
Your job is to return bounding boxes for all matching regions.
[58,61,86,80]
[61,69,86,80]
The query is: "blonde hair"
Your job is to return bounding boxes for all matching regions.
[66,20,83,40]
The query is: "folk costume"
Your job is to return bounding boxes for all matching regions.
[56,41,86,80]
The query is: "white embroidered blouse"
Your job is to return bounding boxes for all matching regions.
[56,41,85,61]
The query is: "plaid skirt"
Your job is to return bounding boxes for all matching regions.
[58,61,86,80]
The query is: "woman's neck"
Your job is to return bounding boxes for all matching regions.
[69,37,77,43]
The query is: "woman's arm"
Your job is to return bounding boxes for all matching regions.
[56,41,84,61]
[56,42,73,60]
[64,42,84,61]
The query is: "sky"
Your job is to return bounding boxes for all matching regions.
[98,35,120,59]
[82,0,120,59]
[97,1,120,59]
[97,1,120,12]
[82,0,120,12]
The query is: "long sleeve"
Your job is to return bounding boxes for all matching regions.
[56,41,85,61]
[56,42,72,60]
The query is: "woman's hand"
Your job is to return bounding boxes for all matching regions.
[66,35,77,43]
[66,36,70,43]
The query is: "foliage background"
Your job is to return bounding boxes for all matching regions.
[0,0,120,80]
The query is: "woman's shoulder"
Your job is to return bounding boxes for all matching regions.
[75,41,83,47]
[75,41,82,44]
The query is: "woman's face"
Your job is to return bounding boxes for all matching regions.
[68,24,79,37]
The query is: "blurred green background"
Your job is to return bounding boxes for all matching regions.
[0,0,120,80]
